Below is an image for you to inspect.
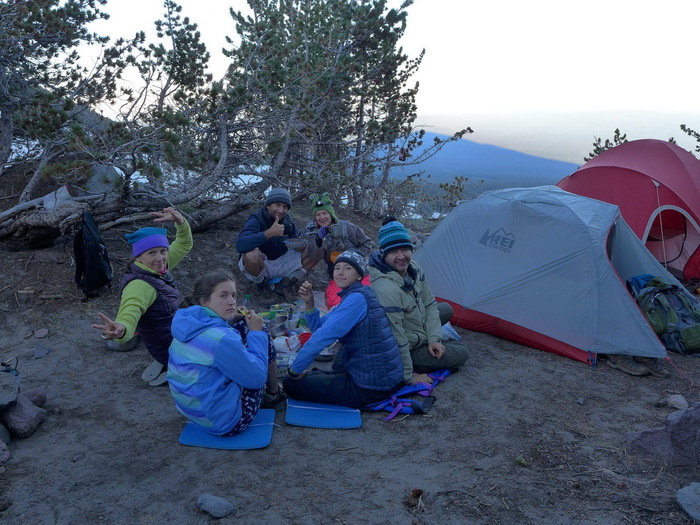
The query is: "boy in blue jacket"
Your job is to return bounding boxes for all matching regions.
[283,251,403,407]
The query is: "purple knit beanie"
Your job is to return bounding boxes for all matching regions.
[125,227,169,257]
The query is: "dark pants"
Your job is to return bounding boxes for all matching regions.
[283,370,398,408]
[437,301,454,326]
[330,302,468,375]
[143,336,171,366]
[411,302,469,373]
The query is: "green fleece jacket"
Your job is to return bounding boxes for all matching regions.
[369,253,443,382]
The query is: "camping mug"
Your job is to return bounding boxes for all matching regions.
[329,223,347,238]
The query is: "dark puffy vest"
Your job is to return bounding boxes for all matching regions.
[337,282,403,390]
[120,264,181,364]
[251,208,295,261]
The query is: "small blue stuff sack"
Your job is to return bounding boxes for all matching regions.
[364,369,452,421]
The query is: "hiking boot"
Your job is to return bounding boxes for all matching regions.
[606,354,650,376]
[274,277,300,304]
[255,282,280,309]
[634,357,672,378]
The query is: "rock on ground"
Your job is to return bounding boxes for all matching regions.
[676,482,700,522]
[626,402,700,466]
[197,493,235,518]
[0,440,9,463]
[0,393,47,438]
[0,372,19,408]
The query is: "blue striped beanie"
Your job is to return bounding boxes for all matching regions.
[378,221,413,256]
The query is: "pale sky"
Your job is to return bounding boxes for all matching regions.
[92,0,700,163]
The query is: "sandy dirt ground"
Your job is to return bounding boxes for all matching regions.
[1,208,699,525]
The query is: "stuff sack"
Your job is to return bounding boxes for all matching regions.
[74,211,113,300]
[364,369,452,421]
[628,274,700,355]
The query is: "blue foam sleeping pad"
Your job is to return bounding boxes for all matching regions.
[285,399,362,429]
[179,409,276,449]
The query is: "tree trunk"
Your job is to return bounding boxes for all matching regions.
[18,148,53,203]
[0,103,13,178]
[267,108,300,182]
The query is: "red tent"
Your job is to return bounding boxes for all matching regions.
[557,139,700,280]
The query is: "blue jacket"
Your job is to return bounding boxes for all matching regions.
[291,282,403,391]
[235,207,302,261]
[167,306,269,435]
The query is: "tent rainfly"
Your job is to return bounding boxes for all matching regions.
[558,139,700,280]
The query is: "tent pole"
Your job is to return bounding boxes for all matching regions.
[652,179,668,268]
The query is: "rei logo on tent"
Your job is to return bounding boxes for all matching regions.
[479,228,515,253]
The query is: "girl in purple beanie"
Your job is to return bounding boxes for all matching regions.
[93,207,193,386]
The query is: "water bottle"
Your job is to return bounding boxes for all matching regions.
[240,294,252,314]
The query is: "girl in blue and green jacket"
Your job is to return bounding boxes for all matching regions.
[167,270,284,436]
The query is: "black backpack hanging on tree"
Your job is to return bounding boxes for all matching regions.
[74,211,113,301]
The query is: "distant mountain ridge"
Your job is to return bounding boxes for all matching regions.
[390,133,581,192]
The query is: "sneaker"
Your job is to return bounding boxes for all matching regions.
[634,357,672,378]
[606,355,650,376]
[141,360,166,382]
[148,370,168,387]
[261,385,287,408]
[260,296,279,309]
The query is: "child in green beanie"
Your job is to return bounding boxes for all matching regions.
[302,193,374,308]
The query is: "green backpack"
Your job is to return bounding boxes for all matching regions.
[633,276,700,355]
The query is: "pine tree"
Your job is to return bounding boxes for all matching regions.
[224,0,470,213]
[0,0,138,185]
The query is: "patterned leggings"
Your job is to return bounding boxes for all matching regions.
[223,319,277,436]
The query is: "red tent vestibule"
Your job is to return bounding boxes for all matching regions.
[557,139,700,280]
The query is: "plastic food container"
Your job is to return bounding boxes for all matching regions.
[276,353,297,377]
[285,334,301,352]
[273,335,301,354]
[271,304,294,317]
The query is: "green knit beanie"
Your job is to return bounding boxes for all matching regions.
[310,193,338,223]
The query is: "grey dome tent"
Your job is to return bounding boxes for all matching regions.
[414,186,670,364]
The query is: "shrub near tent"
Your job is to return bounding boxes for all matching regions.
[413,186,672,364]
[557,139,700,281]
